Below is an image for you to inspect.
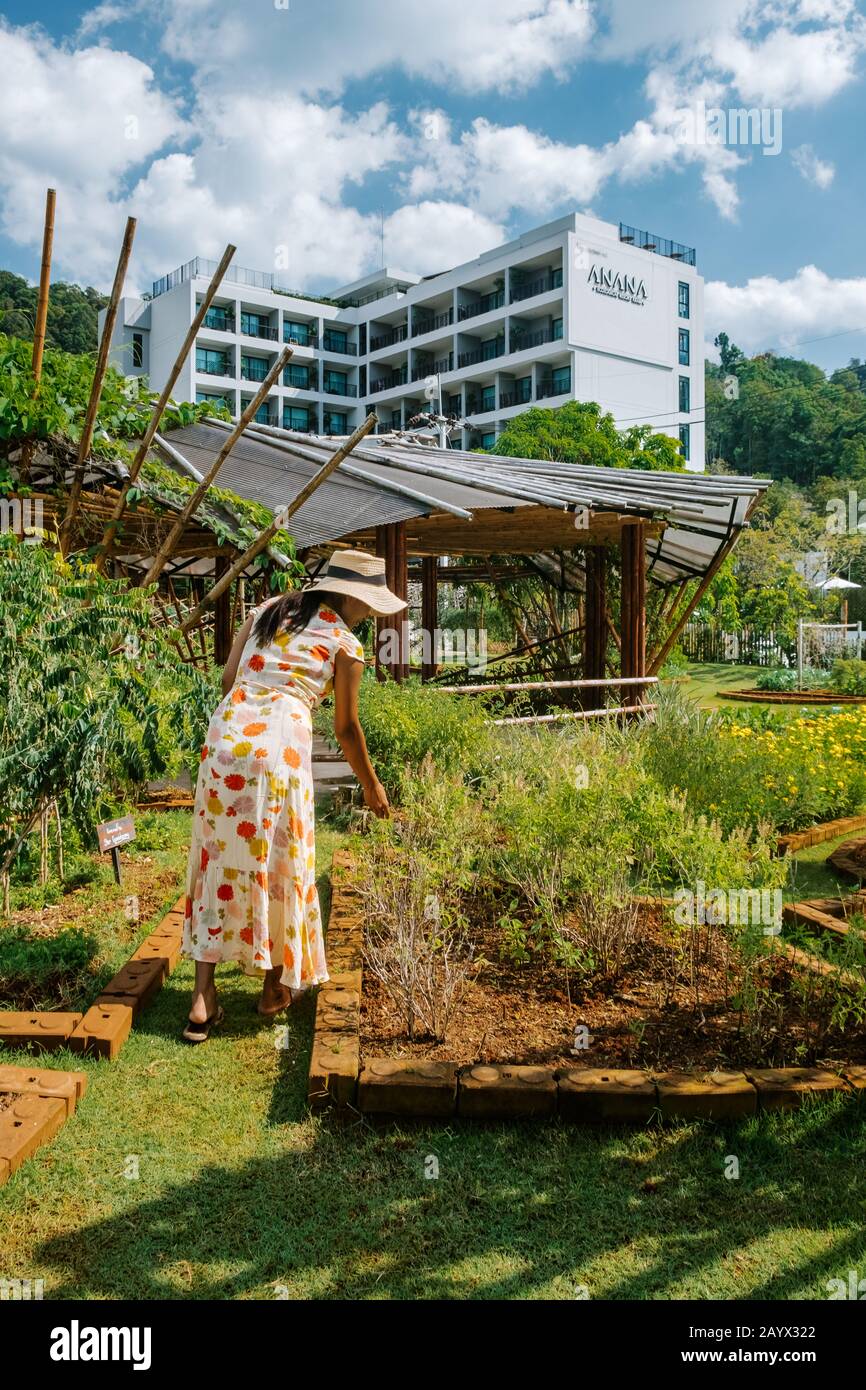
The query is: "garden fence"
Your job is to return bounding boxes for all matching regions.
[681,624,792,667]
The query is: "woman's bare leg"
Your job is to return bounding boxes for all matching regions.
[258,964,292,1016]
[189,961,218,1023]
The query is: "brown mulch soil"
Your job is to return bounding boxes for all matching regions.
[360,905,866,1070]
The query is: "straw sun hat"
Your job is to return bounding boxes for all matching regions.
[305,549,407,616]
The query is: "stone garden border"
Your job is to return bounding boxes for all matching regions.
[309,851,866,1123]
[0,895,186,1184]
[724,690,866,705]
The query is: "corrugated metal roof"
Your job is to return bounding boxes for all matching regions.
[158,419,768,582]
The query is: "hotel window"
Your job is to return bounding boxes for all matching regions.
[516,376,532,403]
[196,391,228,408]
[552,365,571,394]
[196,347,228,376]
[252,402,271,425]
[323,328,349,352]
[283,405,311,431]
[203,306,232,332]
[446,393,461,414]
[482,336,503,361]
[679,424,690,461]
[553,316,563,340]
[481,384,496,412]
[132,332,143,368]
[284,365,310,389]
[678,281,690,319]
[323,410,348,435]
[241,354,268,382]
[391,409,401,428]
[679,375,690,413]
[284,319,312,345]
[324,370,348,394]
[241,311,269,338]
[480,431,496,449]
[678,329,690,366]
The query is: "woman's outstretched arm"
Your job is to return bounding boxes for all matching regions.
[333,648,389,818]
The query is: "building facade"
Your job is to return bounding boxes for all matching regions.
[100,211,705,470]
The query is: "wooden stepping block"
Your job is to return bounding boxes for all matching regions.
[841,1065,866,1091]
[655,1070,756,1120]
[316,987,360,1034]
[308,1032,359,1110]
[0,1065,88,1116]
[359,1059,458,1116]
[68,1002,133,1060]
[0,1092,67,1176]
[458,1064,557,1119]
[827,839,866,882]
[98,958,164,1015]
[0,1012,82,1053]
[557,1068,656,1123]
[130,934,182,975]
[782,901,849,936]
[745,1067,849,1111]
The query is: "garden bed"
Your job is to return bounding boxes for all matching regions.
[360,900,866,1072]
[310,853,866,1123]
[724,688,866,704]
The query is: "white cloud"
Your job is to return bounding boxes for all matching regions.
[382,203,505,274]
[791,143,835,187]
[155,0,595,97]
[706,265,866,355]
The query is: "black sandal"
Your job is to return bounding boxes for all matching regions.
[181,1005,224,1044]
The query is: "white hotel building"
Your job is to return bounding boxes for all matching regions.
[100,211,705,470]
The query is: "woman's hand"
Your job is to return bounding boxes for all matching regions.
[363,777,390,818]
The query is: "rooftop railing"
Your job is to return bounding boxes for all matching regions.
[619,223,696,266]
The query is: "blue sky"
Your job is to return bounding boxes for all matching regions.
[0,0,865,370]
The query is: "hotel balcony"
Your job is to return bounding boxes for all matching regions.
[283,323,318,348]
[240,312,278,341]
[509,323,563,353]
[509,267,563,302]
[458,288,505,321]
[370,368,408,394]
[458,336,505,369]
[412,306,453,338]
[537,370,572,400]
[322,331,357,356]
[369,323,408,351]
[323,379,358,398]
[200,306,235,332]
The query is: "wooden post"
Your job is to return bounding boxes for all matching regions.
[180,413,378,633]
[61,215,137,555]
[20,188,56,480]
[375,525,387,682]
[584,546,607,710]
[213,555,233,665]
[620,523,646,706]
[94,242,237,572]
[395,521,408,679]
[421,555,438,681]
[31,188,56,384]
[139,346,292,587]
[376,522,407,681]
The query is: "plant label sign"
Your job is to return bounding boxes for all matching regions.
[97,816,136,853]
[97,815,136,884]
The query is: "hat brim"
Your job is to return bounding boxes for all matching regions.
[306,576,407,616]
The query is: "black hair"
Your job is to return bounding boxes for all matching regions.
[253,588,345,647]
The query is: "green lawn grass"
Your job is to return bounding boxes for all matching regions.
[2,821,866,1301]
[664,663,771,711]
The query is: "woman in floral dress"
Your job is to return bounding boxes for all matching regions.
[181,550,405,1042]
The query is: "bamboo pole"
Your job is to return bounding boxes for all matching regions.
[179,412,378,633]
[647,546,730,676]
[94,242,237,571]
[19,188,56,480]
[60,215,137,555]
[31,188,56,383]
[139,346,292,587]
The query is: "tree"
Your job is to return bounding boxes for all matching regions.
[0,269,108,356]
[489,400,685,470]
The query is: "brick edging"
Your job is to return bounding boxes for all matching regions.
[0,1066,89,1187]
[310,852,866,1124]
[0,895,186,1062]
[777,816,866,856]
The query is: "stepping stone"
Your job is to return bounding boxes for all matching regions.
[0,1012,82,1052]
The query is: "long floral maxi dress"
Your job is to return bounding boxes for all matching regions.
[182,603,364,994]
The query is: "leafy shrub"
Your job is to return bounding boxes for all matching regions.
[756,666,827,691]
[354,675,495,797]
[830,659,866,695]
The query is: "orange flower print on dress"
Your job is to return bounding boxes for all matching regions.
[236,821,256,839]
[243,722,267,736]
[248,653,265,672]
[224,774,246,791]
[283,747,301,769]
[319,607,337,622]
